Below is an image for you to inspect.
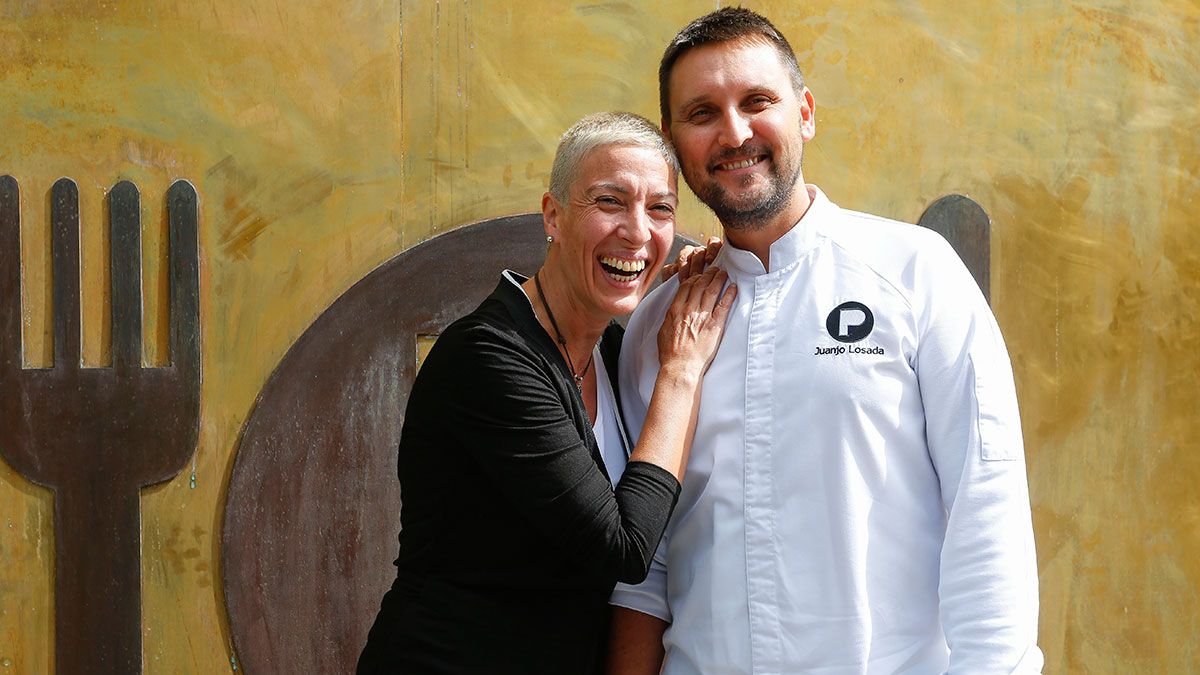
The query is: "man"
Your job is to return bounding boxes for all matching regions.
[609,8,1043,674]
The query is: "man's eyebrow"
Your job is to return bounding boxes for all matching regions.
[676,94,710,114]
[649,190,678,202]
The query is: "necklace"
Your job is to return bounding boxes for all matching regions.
[534,271,595,391]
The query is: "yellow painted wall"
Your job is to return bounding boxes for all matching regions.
[0,1,1196,672]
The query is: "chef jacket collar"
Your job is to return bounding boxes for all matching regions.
[714,184,831,278]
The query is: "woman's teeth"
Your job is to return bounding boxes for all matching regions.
[600,256,646,281]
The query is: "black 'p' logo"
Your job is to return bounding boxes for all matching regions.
[826,301,874,343]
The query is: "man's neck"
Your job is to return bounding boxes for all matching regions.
[721,185,813,272]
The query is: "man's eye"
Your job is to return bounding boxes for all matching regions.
[687,109,712,122]
[597,196,621,206]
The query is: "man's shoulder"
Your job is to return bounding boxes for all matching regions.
[820,205,962,290]
[825,206,944,259]
[820,203,990,320]
[617,276,680,384]
[625,277,680,341]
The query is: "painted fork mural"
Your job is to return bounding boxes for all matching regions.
[0,176,201,675]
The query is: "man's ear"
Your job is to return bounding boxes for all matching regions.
[661,118,673,143]
[542,192,563,240]
[799,86,816,142]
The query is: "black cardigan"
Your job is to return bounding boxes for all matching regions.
[358,273,681,674]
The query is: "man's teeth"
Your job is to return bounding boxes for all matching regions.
[600,256,646,279]
[720,157,759,170]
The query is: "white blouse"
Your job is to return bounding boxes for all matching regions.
[591,344,627,486]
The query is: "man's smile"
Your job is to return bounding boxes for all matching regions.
[714,155,766,172]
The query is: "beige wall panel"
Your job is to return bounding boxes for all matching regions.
[397,0,726,241]
[1,0,403,671]
[0,0,1197,671]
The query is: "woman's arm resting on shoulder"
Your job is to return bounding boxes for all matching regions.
[629,265,735,480]
[441,325,672,583]
[436,267,733,584]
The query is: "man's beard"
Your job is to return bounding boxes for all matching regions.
[687,144,803,231]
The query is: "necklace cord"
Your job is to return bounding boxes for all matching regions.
[534,271,595,390]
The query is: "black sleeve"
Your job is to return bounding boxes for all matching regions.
[440,322,680,584]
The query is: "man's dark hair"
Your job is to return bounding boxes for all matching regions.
[658,7,805,126]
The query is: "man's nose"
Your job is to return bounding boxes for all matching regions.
[718,110,753,148]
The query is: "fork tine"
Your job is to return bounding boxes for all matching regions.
[1,176,21,374]
[166,180,200,374]
[51,178,81,370]
[109,181,142,370]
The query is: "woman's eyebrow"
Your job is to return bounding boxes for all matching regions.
[586,182,630,196]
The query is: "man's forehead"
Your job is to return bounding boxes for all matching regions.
[668,37,791,99]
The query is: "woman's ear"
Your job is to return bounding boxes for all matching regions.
[542,192,563,241]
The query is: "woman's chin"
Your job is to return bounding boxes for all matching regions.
[590,271,648,314]
[586,290,641,320]
[608,290,648,317]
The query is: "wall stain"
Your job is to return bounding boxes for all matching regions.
[208,156,337,260]
[1070,6,1169,83]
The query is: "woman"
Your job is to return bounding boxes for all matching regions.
[358,112,735,674]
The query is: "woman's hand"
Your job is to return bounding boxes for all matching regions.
[660,236,723,282]
[634,265,736,482]
[657,265,737,377]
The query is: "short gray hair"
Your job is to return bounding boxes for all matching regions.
[548,112,679,204]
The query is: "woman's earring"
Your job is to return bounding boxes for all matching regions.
[546,235,554,243]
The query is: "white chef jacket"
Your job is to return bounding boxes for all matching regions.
[611,186,1043,674]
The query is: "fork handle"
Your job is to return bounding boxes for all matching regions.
[54,482,142,674]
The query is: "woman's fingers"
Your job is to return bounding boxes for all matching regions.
[697,266,727,310]
[660,261,680,282]
[682,265,722,306]
[684,243,708,280]
[703,236,722,263]
[711,280,737,323]
[663,237,723,282]
[657,264,736,373]
[665,245,703,282]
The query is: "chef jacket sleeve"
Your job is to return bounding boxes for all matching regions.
[914,235,1044,674]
